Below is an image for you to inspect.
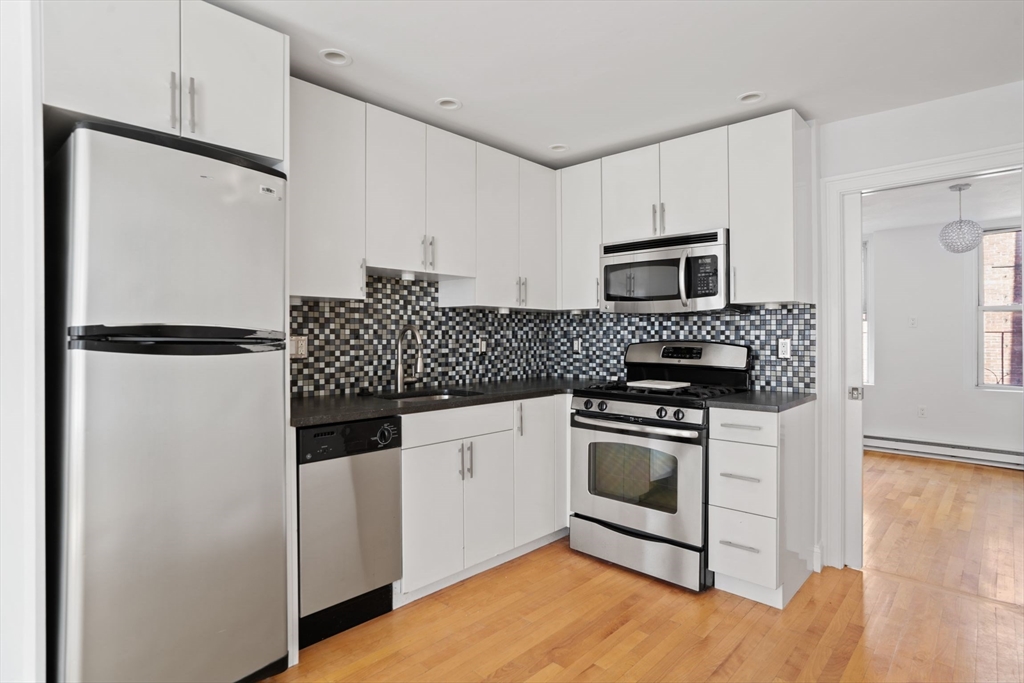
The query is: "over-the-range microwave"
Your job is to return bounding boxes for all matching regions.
[599,229,730,314]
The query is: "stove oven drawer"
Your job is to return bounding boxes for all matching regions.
[708,505,778,589]
[708,440,778,519]
[709,408,778,447]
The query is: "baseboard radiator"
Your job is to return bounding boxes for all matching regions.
[864,435,1023,470]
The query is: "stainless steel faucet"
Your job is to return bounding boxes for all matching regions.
[396,324,424,390]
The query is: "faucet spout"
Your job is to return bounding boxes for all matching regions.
[396,324,424,390]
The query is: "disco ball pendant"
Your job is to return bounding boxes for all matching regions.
[939,183,983,253]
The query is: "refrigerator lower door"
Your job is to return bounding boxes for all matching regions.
[62,127,285,332]
[59,345,286,683]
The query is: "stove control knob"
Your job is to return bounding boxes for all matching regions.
[674,409,685,422]
[583,399,593,410]
[597,401,608,412]
[656,407,668,419]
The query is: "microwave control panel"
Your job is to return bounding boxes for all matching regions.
[690,255,719,297]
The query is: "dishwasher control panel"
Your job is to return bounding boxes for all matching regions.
[298,416,402,465]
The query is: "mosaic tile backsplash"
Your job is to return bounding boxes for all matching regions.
[291,276,816,397]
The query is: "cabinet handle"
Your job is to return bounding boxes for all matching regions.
[522,277,527,307]
[596,277,600,307]
[360,258,366,294]
[660,202,666,234]
[169,72,177,130]
[719,472,761,483]
[651,204,657,235]
[429,236,435,270]
[720,423,762,431]
[516,277,521,306]
[459,442,465,480]
[188,76,196,134]
[422,235,427,268]
[719,540,760,554]
[467,441,474,479]
[518,403,524,436]
[730,265,736,302]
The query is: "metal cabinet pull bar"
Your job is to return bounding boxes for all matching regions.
[719,472,761,483]
[660,202,666,234]
[516,277,521,306]
[188,76,196,133]
[429,236,436,269]
[651,204,657,235]
[422,235,427,268]
[720,423,762,431]
[467,441,474,478]
[170,72,177,129]
[459,443,465,480]
[518,404,524,435]
[596,278,600,307]
[719,540,760,554]
[522,277,527,307]
[360,258,366,294]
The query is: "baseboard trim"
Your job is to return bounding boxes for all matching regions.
[394,528,569,608]
[864,436,1023,470]
[812,544,823,573]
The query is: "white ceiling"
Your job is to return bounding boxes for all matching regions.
[861,170,1023,234]
[213,0,1024,168]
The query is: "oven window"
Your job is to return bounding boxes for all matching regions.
[603,259,680,301]
[587,442,678,513]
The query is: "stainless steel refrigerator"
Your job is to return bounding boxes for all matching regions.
[47,123,288,683]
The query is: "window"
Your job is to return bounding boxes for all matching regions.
[979,228,1022,387]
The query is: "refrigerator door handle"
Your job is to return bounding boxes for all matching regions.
[69,324,286,341]
[70,339,285,355]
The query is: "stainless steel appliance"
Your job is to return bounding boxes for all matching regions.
[599,229,729,314]
[297,417,402,648]
[47,123,288,683]
[569,340,751,591]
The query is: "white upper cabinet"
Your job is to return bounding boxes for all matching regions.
[474,144,520,308]
[518,160,557,310]
[728,110,812,304]
[366,105,427,273]
[179,0,286,160]
[426,127,476,277]
[560,160,603,310]
[601,144,660,244]
[288,79,365,300]
[659,127,729,235]
[42,0,181,135]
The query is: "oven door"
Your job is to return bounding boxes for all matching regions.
[570,413,705,548]
[600,248,689,314]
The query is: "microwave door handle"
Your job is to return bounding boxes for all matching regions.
[682,255,692,300]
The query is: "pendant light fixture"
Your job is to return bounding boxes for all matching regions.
[938,183,983,253]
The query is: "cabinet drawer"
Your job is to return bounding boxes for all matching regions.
[709,408,778,446]
[402,402,513,449]
[708,505,778,589]
[708,440,778,518]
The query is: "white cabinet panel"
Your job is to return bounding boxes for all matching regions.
[518,160,557,310]
[401,403,513,450]
[426,127,476,277]
[180,0,286,159]
[463,431,514,567]
[709,407,779,446]
[708,439,778,519]
[288,79,365,300]
[513,397,558,546]
[601,144,660,244]
[402,440,465,593]
[366,105,427,272]
[708,505,778,589]
[659,127,729,235]
[475,144,520,308]
[560,160,603,310]
[42,0,181,134]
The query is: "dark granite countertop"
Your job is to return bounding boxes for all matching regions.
[291,378,593,427]
[706,391,816,413]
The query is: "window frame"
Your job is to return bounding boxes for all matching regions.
[977,225,1023,390]
[861,236,875,386]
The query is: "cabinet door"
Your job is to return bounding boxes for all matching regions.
[463,431,514,567]
[180,0,286,159]
[42,0,180,134]
[518,160,557,310]
[366,105,427,272]
[513,397,558,546]
[728,111,798,304]
[288,79,365,300]
[475,144,520,308]
[560,160,602,310]
[660,127,729,235]
[601,144,660,244]
[426,127,476,277]
[402,441,465,593]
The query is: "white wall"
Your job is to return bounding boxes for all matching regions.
[0,1,47,681]
[819,81,1024,179]
[864,224,1023,453]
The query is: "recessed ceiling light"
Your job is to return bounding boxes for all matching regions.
[319,49,352,66]
[737,91,765,104]
[435,97,463,111]
[549,144,569,153]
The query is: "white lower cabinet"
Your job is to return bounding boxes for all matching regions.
[708,505,778,589]
[463,431,515,567]
[513,397,559,546]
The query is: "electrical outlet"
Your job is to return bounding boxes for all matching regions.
[289,335,308,359]
[917,405,927,419]
[908,316,918,328]
[572,338,583,355]
[477,338,487,353]
[778,338,792,359]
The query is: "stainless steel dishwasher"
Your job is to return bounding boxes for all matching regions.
[298,416,401,648]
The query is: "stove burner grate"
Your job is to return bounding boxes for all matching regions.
[583,382,744,400]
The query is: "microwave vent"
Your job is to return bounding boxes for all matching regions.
[603,231,720,255]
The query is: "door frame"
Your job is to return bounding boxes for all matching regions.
[817,143,1024,570]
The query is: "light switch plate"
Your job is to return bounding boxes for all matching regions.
[777,338,792,359]
[289,335,308,359]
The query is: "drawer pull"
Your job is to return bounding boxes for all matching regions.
[720,423,762,431]
[719,540,760,554]
[719,472,761,484]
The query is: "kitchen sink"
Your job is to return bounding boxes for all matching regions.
[380,389,483,404]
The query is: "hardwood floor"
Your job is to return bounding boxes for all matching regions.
[270,451,1023,683]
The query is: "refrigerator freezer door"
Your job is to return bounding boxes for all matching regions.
[66,128,286,332]
[60,347,286,683]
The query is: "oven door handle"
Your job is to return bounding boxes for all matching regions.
[573,414,700,440]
